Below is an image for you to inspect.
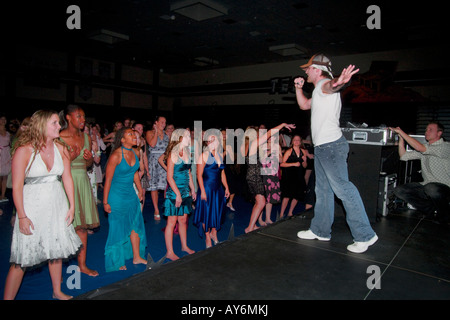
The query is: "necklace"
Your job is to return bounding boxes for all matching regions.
[122,146,132,151]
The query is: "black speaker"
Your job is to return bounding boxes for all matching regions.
[335,144,399,222]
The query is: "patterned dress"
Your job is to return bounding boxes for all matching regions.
[147,133,169,191]
[246,152,265,197]
[261,149,281,204]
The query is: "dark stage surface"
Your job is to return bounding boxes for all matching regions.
[75,208,450,301]
[1,188,449,302]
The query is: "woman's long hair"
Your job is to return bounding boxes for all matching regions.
[163,128,189,164]
[12,110,60,156]
[12,110,64,175]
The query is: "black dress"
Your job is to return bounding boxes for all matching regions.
[280,148,306,200]
[246,153,265,197]
[224,151,240,195]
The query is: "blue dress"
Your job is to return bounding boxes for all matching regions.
[193,152,226,237]
[105,147,147,272]
[163,158,193,216]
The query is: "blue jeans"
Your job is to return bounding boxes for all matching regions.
[310,136,376,242]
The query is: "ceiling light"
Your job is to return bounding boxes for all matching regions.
[160,14,176,20]
[194,56,219,66]
[88,29,129,44]
[170,0,228,21]
[249,31,261,37]
[269,43,306,56]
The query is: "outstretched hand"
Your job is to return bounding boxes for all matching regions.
[332,65,359,88]
[389,126,402,134]
[283,123,296,131]
[389,126,405,142]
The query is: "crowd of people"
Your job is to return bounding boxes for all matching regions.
[2,53,450,300]
[0,107,315,300]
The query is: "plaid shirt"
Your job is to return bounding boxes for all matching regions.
[400,138,450,188]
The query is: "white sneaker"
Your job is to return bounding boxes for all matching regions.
[347,234,378,253]
[297,229,330,241]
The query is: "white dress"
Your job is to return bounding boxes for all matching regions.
[9,144,82,268]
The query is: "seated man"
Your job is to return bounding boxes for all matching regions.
[390,122,450,224]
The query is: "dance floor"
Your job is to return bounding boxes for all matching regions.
[1,187,450,303]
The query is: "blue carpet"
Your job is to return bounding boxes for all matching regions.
[0,188,304,300]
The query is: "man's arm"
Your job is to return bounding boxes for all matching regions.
[396,135,407,157]
[389,127,427,154]
[322,64,359,94]
[293,77,311,110]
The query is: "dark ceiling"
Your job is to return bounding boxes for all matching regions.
[8,0,448,74]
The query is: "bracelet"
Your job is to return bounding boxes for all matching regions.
[18,216,28,219]
[103,203,109,206]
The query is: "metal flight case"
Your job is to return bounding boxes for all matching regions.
[337,125,400,221]
[341,127,398,146]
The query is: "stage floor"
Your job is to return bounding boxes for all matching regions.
[75,208,450,300]
[1,188,449,301]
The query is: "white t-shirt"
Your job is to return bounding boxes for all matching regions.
[310,79,343,146]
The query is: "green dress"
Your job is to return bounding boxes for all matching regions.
[163,158,193,216]
[61,133,100,230]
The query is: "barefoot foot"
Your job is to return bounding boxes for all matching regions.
[52,291,73,300]
[133,257,147,265]
[244,225,259,233]
[166,252,179,261]
[182,247,195,255]
[79,266,99,277]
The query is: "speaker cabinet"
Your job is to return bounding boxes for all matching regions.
[335,144,399,222]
